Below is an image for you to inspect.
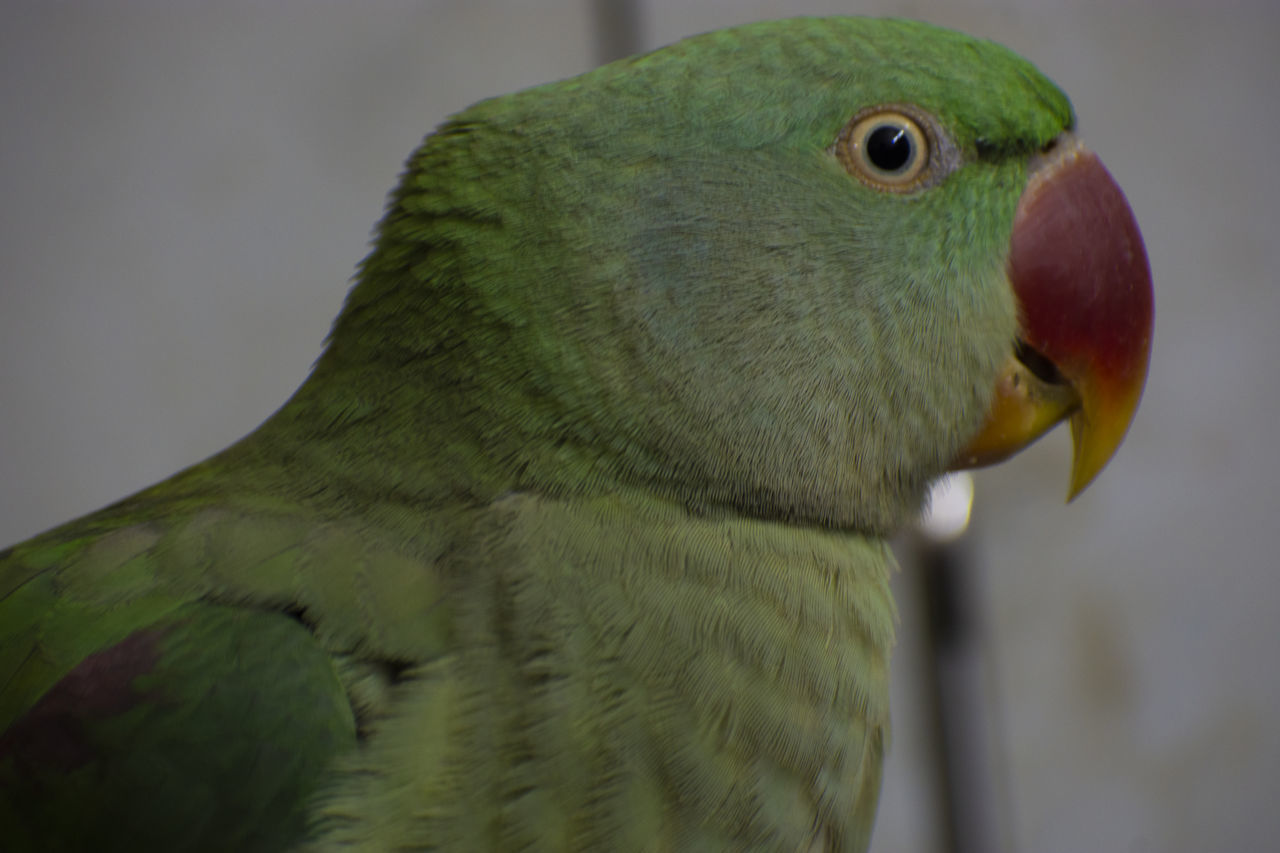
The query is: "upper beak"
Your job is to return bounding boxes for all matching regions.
[953,135,1153,500]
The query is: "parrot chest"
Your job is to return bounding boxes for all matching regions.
[315,491,895,852]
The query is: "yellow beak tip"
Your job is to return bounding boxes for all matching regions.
[1063,399,1140,502]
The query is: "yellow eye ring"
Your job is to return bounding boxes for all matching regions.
[836,107,935,192]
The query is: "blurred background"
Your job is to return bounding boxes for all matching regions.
[1,2,1276,851]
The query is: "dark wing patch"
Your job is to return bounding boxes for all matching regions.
[0,623,171,772]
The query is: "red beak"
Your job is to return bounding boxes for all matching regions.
[954,135,1154,499]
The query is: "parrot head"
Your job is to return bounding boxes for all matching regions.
[312,17,1152,532]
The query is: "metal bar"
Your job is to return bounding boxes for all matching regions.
[913,474,1007,853]
[590,0,645,64]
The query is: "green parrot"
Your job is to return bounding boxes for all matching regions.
[0,17,1152,852]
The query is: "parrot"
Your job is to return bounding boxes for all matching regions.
[0,16,1152,853]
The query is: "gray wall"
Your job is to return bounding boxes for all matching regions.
[3,3,1276,851]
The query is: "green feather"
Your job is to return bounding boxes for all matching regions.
[1,17,1073,851]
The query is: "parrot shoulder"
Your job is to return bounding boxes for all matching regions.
[0,488,455,849]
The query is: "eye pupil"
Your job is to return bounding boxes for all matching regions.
[865,124,914,173]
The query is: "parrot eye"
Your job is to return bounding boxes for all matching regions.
[835,106,952,193]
